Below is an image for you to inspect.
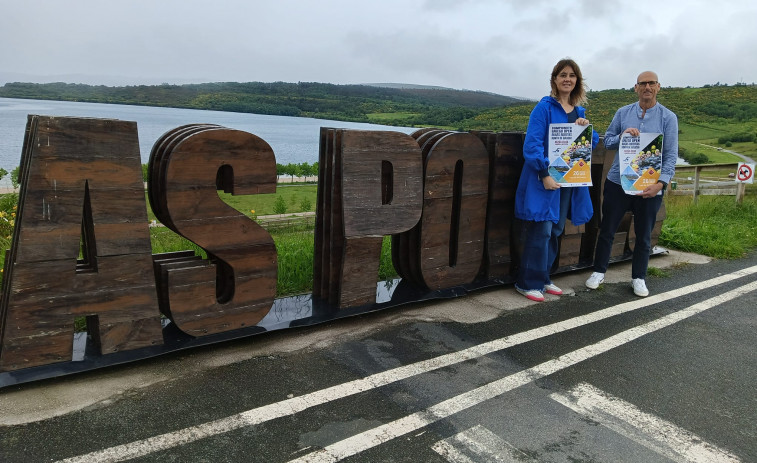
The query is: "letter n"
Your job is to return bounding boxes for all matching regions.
[0,116,163,372]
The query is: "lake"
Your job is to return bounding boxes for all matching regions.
[0,97,416,188]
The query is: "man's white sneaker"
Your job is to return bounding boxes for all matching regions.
[632,278,649,297]
[585,272,605,289]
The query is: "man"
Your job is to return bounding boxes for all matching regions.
[585,71,678,297]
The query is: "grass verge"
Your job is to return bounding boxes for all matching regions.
[659,194,757,258]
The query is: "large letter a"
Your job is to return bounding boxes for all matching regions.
[0,116,162,372]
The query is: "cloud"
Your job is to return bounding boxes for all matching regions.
[1,0,756,99]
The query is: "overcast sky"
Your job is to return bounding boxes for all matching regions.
[1,0,755,100]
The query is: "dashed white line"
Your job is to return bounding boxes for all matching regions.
[551,383,741,463]
[432,425,531,463]
[287,280,757,462]
[58,266,757,463]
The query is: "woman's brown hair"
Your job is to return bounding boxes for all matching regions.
[550,58,587,106]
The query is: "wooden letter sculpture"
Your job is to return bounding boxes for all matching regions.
[392,131,490,290]
[314,129,423,308]
[0,116,163,371]
[473,131,525,280]
[0,118,670,385]
[149,125,277,336]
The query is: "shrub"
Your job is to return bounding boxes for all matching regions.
[10,167,19,189]
[273,195,288,214]
[687,153,711,164]
[678,147,711,165]
[299,197,312,212]
[0,194,18,257]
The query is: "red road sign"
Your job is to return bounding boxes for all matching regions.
[736,163,754,183]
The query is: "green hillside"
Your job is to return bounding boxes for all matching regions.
[457,84,757,163]
[458,84,757,132]
[0,81,523,126]
[2,80,755,162]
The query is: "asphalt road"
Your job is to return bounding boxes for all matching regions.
[1,249,755,463]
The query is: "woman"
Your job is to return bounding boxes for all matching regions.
[513,58,598,301]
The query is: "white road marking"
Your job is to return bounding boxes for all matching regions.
[431,425,532,463]
[287,281,757,462]
[58,266,757,463]
[551,383,741,463]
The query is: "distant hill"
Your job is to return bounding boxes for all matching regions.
[364,82,529,101]
[454,83,757,134]
[363,82,463,91]
[2,81,755,136]
[0,80,523,127]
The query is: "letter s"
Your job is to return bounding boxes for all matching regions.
[149,126,277,336]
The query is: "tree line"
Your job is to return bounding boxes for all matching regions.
[276,162,319,182]
[3,80,757,170]
[3,80,756,135]
[453,85,757,134]
[137,163,319,183]
[0,81,521,127]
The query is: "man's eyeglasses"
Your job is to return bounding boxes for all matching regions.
[636,81,658,87]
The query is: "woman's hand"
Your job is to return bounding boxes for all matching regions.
[542,176,560,190]
[576,117,590,125]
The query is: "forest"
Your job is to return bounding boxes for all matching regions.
[457,84,757,134]
[2,80,756,163]
[0,81,522,126]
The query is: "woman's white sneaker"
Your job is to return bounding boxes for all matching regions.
[515,286,545,302]
[632,278,649,297]
[544,283,563,295]
[585,272,605,289]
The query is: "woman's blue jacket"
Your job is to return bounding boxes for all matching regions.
[514,96,599,225]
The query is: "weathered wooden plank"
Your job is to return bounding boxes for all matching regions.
[0,335,75,372]
[415,129,447,148]
[153,255,205,315]
[401,130,448,278]
[312,127,332,298]
[340,130,423,237]
[0,115,39,350]
[418,133,489,289]
[1,261,162,370]
[162,128,277,199]
[329,130,425,308]
[318,129,336,299]
[9,255,156,299]
[481,132,523,280]
[149,124,223,229]
[401,130,451,285]
[149,126,278,332]
[337,236,384,307]
[162,251,277,335]
[12,117,152,262]
[611,232,628,258]
[563,219,585,235]
[327,131,345,306]
[0,116,164,372]
[557,233,583,267]
[410,128,438,140]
